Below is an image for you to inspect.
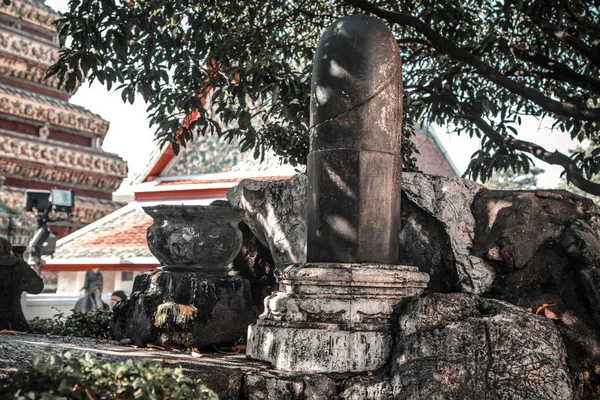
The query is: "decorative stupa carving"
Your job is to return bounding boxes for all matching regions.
[0,0,127,250]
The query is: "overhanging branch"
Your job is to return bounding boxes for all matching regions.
[343,0,600,122]
[422,93,600,195]
[497,39,600,94]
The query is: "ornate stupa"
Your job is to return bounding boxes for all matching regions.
[0,0,128,247]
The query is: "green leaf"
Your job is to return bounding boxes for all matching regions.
[239,111,252,128]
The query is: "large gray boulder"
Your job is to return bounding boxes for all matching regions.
[392,293,573,399]
[229,174,307,267]
[228,173,494,293]
[228,173,600,397]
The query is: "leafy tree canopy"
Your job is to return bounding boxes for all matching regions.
[47,0,600,194]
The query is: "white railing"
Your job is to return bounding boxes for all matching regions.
[23,293,112,320]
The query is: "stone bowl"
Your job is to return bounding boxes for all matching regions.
[143,205,245,271]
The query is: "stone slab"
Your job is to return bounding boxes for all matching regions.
[247,323,392,373]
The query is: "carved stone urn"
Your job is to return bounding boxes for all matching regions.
[144,204,245,273]
[112,204,256,349]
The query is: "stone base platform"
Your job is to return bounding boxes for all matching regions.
[248,323,392,373]
[1,292,573,400]
[247,263,430,373]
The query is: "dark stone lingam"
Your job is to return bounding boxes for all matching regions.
[246,15,429,373]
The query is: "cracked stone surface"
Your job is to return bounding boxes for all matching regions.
[391,293,574,400]
[228,173,491,293]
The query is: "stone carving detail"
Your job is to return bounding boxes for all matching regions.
[0,236,43,332]
[247,16,430,374]
[38,125,49,140]
[261,263,429,326]
[145,204,245,272]
[0,160,124,191]
[0,133,128,177]
[0,85,109,137]
[74,269,106,313]
[112,204,256,349]
[0,0,61,33]
[0,56,62,90]
[0,28,59,67]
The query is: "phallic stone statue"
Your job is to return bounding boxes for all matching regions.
[74,268,107,313]
[246,15,429,373]
[0,237,43,331]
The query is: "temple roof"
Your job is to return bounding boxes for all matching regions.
[0,83,109,138]
[132,126,458,185]
[50,202,156,261]
[413,128,459,176]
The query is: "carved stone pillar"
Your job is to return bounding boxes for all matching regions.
[246,15,430,373]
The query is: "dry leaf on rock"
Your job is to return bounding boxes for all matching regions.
[0,329,18,335]
[163,359,180,364]
[191,351,205,358]
[147,344,166,351]
[544,308,559,320]
[234,345,247,353]
[536,303,552,314]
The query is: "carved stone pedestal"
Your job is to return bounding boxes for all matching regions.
[113,204,256,348]
[113,270,256,348]
[247,263,429,372]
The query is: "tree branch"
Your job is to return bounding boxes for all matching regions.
[422,92,600,195]
[500,44,600,94]
[497,39,600,94]
[561,0,600,34]
[525,5,600,69]
[343,0,600,121]
[397,37,431,47]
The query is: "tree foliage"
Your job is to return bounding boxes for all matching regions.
[29,309,113,339]
[48,0,600,193]
[557,144,600,202]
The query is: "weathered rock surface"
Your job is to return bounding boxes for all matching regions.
[3,292,575,399]
[232,222,277,311]
[228,173,600,396]
[228,174,307,267]
[392,293,573,399]
[228,173,491,293]
[113,270,256,349]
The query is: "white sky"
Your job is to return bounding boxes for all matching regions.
[45,0,580,191]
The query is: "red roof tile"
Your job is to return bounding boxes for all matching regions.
[81,214,153,249]
[52,204,155,260]
[412,134,457,176]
